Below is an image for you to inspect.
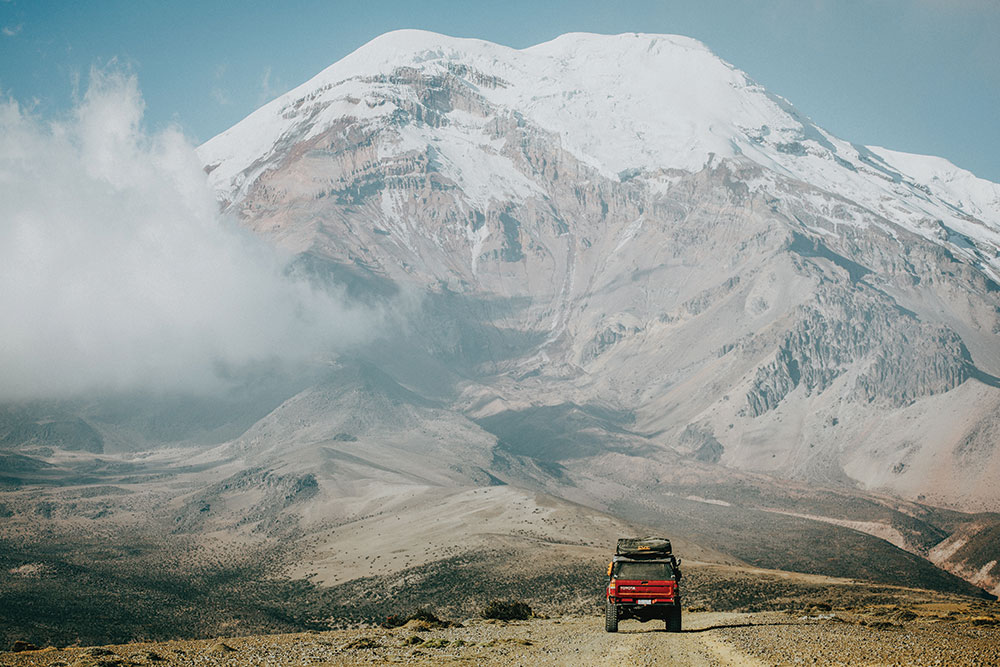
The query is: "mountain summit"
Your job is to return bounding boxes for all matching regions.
[200,30,1000,271]
[195,31,1000,518]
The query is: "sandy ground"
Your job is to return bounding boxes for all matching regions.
[5,610,1000,666]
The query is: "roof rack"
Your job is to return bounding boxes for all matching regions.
[616,537,672,557]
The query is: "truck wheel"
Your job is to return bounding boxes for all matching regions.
[605,599,619,633]
[666,604,682,632]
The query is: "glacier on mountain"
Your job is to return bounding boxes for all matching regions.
[199,30,1000,280]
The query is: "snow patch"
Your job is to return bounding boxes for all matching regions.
[466,221,490,276]
[684,495,732,507]
[612,216,645,254]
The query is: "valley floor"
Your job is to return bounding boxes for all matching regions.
[4,609,1000,666]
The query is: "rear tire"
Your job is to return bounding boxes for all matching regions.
[666,604,682,632]
[605,599,619,633]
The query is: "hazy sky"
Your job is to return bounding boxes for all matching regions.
[1,0,998,182]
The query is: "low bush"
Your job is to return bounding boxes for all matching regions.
[480,600,532,621]
[382,608,453,629]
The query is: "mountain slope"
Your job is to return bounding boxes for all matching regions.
[194,30,1000,513]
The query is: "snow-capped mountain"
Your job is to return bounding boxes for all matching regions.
[197,30,1000,515]
[200,30,1000,280]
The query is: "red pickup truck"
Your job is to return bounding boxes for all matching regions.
[605,537,682,632]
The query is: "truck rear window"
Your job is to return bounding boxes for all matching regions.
[614,561,674,580]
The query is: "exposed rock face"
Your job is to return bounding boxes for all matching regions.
[746,288,973,417]
[191,31,1000,510]
[679,425,725,464]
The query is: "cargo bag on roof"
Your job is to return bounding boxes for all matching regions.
[616,537,672,557]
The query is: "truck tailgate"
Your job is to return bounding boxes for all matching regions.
[614,579,676,599]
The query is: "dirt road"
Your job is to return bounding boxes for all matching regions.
[525,612,767,666]
[0,613,769,666]
[4,610,999,666]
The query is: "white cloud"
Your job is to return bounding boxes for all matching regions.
[0,68,377,401]
[2,23,22,37]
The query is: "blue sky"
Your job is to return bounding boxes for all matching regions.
[2,0,998,182]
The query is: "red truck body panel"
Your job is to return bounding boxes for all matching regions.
[607,578,677,603]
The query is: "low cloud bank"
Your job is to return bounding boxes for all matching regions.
[0,69,373,401]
